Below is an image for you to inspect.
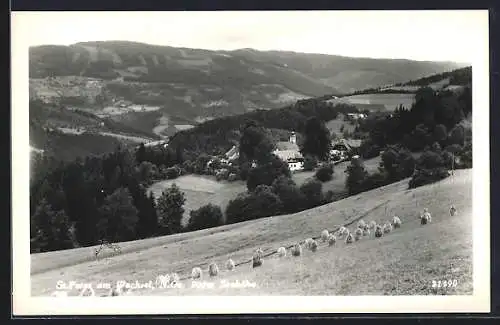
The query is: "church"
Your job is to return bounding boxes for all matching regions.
[272,132,304,171]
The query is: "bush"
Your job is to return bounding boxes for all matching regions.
[323,190,336,203]
[408,167,450,189]
[225,186,283,224]
[207,157,222,171]
[345,158,369,195]
[444,144,463,155]
[165,166,182,179]
[187,203,224,231]
[215,168,230,181]
[182,160,195,174]
[362,172,390,192]
[227,173,238,182]
[315,164,334,182]
[299,179,324,209]
[459,142,472,168]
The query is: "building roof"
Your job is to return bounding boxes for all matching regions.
[225,145,239,159]
[332,138,362,151]
[275,141,299,151]
[274,149,303,161]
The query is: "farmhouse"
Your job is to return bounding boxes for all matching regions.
[346,113,367,120]
[330,138,362,162]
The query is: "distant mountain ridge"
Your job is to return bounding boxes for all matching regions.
[30,41,465,94]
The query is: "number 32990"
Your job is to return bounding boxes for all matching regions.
[432,280,458,288]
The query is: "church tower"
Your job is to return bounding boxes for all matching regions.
[289,131,297,144]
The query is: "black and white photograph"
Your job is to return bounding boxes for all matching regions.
[12,10,490,314]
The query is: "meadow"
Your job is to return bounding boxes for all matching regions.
[146,156,383,225]
[328,93,416,112]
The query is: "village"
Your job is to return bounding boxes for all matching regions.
[210,131,362,177]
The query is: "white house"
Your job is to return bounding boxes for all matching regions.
[287,158,304,171]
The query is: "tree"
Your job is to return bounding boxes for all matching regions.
[97,187,139,243]
[380,147,400,181]
[433,124,448,145]
[135,190,159,239]
[359,139,380,159]
[253,136,276,165]
[165,166,182,179]
[271,175,305,214]
[300,116,331,161]
[156,184,186,235]
[379,146,416,182]
[246,154,291,192]
[396,148,416,179]
[137,161,155,182]
[225,186,282,224]
[410,124,431,151]
[187,204,224,231]
[299,179,324,209]
[412,87,438,128]
[431,141,442,153]
[239,120,275,165]
[449,124,465,146]
[315,164,334,182]
[194,154,211,174]
[417,150,445,170]
[31,199,76,253]
[345,158,369,195]
[459,86,472,117]
[303,155,318,171]
[135,143,146,164]
[207,157,222,171]
[253,184,283,216]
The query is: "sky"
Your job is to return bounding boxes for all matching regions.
[12,10,488,63]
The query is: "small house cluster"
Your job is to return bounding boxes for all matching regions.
[329,138,362,163]
[346,113,367,120]
[217,131,362,174]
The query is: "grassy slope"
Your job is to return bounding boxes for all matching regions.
[325,114,357,135]
[31,169,472,296]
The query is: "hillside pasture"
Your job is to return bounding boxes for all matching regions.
[341,93,416,111]
[147,156,383,225]
[292,156,382,194]
[31,169,472,296]
[325,114,357,135]
[147,175,246,225]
